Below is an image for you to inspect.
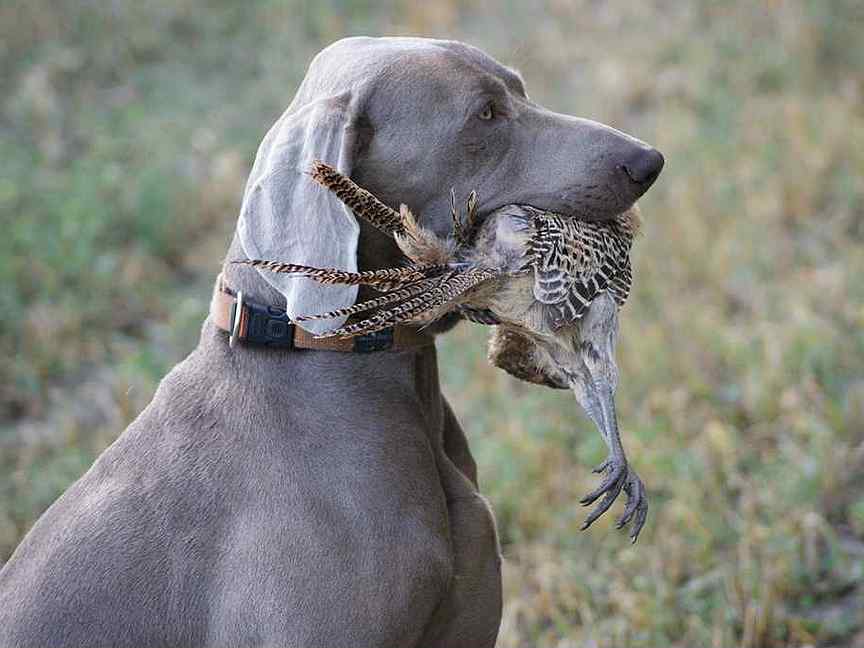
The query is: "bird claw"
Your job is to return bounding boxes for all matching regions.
[580,457,626,505]
[580,456,648,542]
[617,470,649,543]
[592,458,611,474]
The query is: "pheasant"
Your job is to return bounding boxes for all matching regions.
[235,161,649,541]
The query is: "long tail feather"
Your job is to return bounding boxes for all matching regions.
[317,267,498,339]
[233,259,443,289]
[316,288,451,339]
[296,278,438,322]
[309,161,404,236]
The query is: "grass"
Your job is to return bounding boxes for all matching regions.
[2,1,863,646]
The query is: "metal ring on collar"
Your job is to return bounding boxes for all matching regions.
[229,290,243,349]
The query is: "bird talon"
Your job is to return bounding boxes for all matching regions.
[626,475,649,543]
[580,456,626,505]
[592,459,611,474]
[579,459,648,541]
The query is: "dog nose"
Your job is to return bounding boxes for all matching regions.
[620,147,664,187]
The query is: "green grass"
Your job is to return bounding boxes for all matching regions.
[2,1,864,646]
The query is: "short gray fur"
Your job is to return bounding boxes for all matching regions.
[0,37,660,647]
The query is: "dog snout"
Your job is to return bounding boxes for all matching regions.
[619,146,664,191]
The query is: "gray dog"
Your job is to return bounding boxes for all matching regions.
[0,37,662,647]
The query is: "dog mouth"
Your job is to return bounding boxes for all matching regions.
[476,185,640,224]
[432,184,647,239]
[483,200,635,224]
[498,154,663,222]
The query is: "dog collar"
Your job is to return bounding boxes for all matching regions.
[210,276,434,353]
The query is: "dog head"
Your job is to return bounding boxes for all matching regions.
[236,37,663,333]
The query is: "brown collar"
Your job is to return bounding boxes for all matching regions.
[210,276,434,353]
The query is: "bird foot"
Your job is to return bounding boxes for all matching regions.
[580,455,648,542]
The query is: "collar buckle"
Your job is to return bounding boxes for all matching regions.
[229,290,295,350]
[229,290,244,349]
[353,328,395,353]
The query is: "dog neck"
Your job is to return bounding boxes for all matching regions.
[198,236,448,437]
[194,307,448,451]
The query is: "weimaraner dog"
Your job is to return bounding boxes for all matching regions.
[0,37,663,647]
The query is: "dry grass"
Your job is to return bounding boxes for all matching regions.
[2,1,863,646]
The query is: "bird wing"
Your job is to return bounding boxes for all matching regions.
[528,213,634,329]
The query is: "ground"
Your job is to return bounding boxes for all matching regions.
[2,2,863,646]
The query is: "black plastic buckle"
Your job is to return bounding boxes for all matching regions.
[353,327,394,353]
[243,301,295,349]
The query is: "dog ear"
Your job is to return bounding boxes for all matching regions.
[237,92,363,334]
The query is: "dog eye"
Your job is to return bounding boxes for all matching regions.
[478,104,495,121]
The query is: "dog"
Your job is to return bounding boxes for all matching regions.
[0,37,663,647]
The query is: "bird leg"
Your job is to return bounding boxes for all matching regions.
[574,379,648,542]
[562,293,649,542]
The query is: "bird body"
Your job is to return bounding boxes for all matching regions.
[460,204,640,335]
[236,161,649,540]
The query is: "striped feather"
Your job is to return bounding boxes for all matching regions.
[528,207,637,328]
[316,267,497,339]
[310,161,404,236]
[296,278,437,322]
[233,259,445,290]
[449,189,481,248]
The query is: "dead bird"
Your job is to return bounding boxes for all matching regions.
[235,161,648,541]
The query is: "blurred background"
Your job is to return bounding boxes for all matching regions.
[1,1,863,646]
